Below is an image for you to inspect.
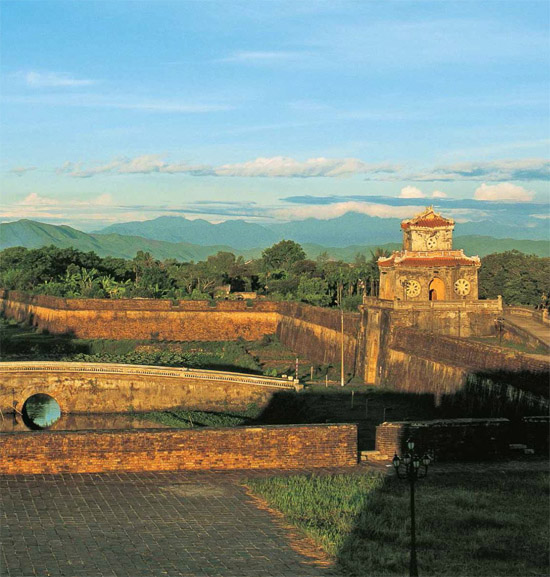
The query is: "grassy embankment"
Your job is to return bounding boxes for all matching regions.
[247,470,549,577]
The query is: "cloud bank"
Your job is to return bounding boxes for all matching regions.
[52,155,550,182]
[474,182,534,202]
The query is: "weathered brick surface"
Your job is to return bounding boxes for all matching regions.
[0,291,280,340]
[392,328,549,373]
[0,423,358,474]
[0,363,290,414]
[375,418,511,461]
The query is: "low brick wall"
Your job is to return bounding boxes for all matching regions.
[521,416,550,454]
[0,423,358,474]
[375,418,510,461]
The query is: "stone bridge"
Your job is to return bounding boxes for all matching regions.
[0,362,301,416]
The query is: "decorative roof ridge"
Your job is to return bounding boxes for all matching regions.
[400,206,454,230]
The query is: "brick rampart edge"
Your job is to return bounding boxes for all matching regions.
[0,423,358,474]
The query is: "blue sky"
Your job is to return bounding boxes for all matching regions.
[1,0,549,233]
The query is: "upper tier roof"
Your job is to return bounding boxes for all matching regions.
[401,206,454,230]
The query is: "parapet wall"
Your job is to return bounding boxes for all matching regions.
[375,418,511,460]
[0,423,358,474]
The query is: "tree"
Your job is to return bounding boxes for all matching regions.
[261,240,306,271]
[296,277,331,307]
[479,251,550,305]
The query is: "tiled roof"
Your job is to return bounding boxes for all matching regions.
[400,206,454,230]
[401,216,453,229]
[378,254,479,268]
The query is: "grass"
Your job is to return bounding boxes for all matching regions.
[131,404,262,428]
[471,335,548,356]
[247,470,550,576]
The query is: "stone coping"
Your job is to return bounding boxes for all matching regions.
[0,361,299,390]
[379,417,510,428]
[0,421,357,438]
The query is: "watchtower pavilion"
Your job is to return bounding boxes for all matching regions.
[377,206,480,302]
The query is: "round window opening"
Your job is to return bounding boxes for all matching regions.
[22,393,61,430]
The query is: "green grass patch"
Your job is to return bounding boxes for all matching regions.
[132,405,262,428]
[247,470,549,576]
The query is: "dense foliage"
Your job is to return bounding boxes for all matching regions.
[1,244,548,308]
[0,241,382,310]
[478,250,550,306]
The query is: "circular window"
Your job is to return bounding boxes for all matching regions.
[22,394,61,430]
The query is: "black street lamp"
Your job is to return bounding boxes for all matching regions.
[392,438,432,577]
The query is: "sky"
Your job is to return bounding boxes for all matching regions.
[1,0,549,233]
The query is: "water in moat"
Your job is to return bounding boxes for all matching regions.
[1,394,168,432]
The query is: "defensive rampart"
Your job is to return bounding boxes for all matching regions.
[2,291,538,399]
[0,423,358,474]
[0,362,299,415]
[0,291,280,341]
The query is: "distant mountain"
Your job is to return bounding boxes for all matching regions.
[1,220,548,262]
[0,220,245,261]
[96,216,279,249]
[95,213,403,248]
[270,212,403,247]
[95,213,550,250]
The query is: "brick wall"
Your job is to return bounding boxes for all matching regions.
[391,328,549,374]
[0,423,358,474]
[375,418,511,461]
[276,303,360,370]
[0,291,280,341]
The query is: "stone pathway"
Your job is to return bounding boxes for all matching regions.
[503,312,550,351]
[1,461,547,577]
[0,470,343,577]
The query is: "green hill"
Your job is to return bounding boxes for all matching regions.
[1,219,548,262]
[0,220,244,261]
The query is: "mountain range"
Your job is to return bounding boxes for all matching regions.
[1,218,549,262]
[96,213,550,247]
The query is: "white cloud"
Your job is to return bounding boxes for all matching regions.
[213,156,397,178]
[57,155,400,179]
[431,190,447,198]
[405,158,550,182]
[399,186,425,198]
[9,166,37,176]
[20,193,59,206]
[474,183,534,202]
[24,71,96,88]
[58,155,199,178]
[275,201,418,221]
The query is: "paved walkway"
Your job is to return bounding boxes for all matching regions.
[1,461,547,577]
[503,312,550,350]
[0,470,344,577]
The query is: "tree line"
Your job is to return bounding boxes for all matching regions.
[0,244,548,308]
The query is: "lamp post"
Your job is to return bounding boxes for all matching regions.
[392,439,432,577]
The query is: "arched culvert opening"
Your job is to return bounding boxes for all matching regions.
[22,393,61,430]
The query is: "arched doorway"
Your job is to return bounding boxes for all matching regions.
[429,278,445,301]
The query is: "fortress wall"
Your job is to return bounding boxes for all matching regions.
[0,292,362,370]
[0,291,280,341]
[0,364,292,414]
[276,303,360,370]
[0,423,358,475]
[391,328,549,374]
[381,347,468,397]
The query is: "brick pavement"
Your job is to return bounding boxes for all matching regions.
[1,461,547,577]
[0,470,344,577]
